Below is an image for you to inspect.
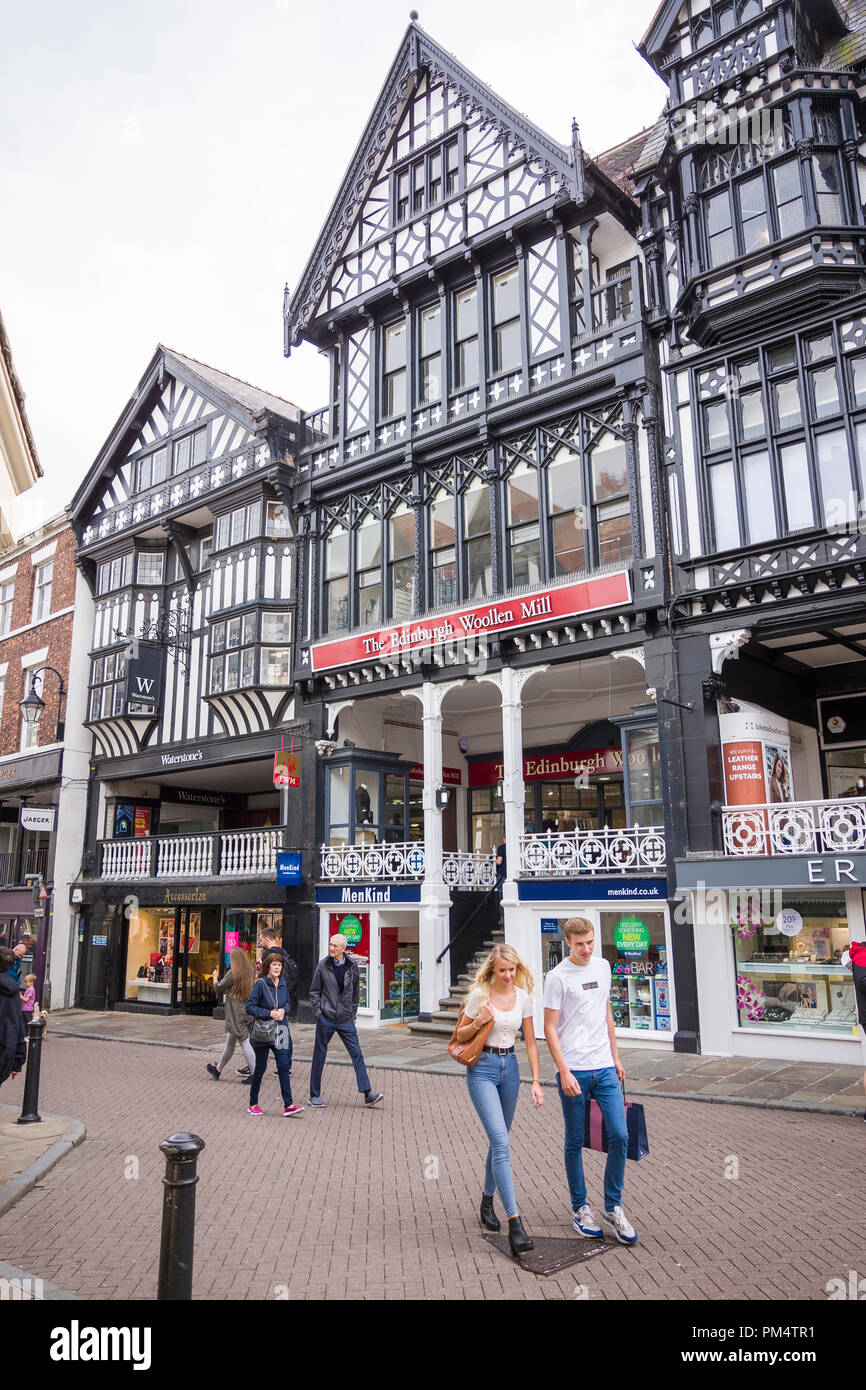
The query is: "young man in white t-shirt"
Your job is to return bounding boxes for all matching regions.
[543,916,637,1245]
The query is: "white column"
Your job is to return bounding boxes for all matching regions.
[403,680,463,1016]
[478,665,548,965]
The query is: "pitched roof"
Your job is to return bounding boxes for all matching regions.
[822,0,866,66]
[161,347,300,422]
[632,115,669,175]
[285,21,583,348]
[593,127,658,195]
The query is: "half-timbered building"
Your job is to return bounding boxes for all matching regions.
[634,0,866,1065]
[68,346,308,1013]
[287,22,677,1039]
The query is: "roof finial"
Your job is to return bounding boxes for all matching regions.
[410,9,419,20]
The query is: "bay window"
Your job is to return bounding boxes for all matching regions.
[419,304,442,404]
[700,323,866,550]
[463,475,492,599]
[455,286,479,389]
[324,525,350,634]
[430,489,457,607]
[389,503,415,621]
[492,267,521,374]
[383,320,407,419]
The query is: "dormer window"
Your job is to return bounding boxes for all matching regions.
[393,138,459,226]
[690,0,762,51]
[137,447,168,491]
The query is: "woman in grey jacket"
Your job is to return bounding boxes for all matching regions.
[207,948,256,1083]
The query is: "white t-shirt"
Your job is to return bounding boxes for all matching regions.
[542,956,613,1070]
[464,985,533,1049]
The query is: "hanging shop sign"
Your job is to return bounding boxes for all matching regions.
[276,851,302,885]
[20,806,56,832]
[310,571,632,673]
[124,642,164,715]
[273,751,300,787]
[818,693,866,750]
[613,916,651,957]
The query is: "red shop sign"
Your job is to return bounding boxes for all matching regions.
[310,571,631,674]
[469,748,624,787]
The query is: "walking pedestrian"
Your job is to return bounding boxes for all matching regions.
[543,916,638,1246]
[5,935,34,989]
[308,935,383,1108]
[456,943,544,1256]
[245,952,303,1117]
[841,940,866,1121]
[20,974,36,1029]
[256,927,299,1014]
[0,947,26,1089]
[207,948,256,1085]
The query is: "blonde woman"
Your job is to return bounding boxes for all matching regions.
[455,944,544,1256]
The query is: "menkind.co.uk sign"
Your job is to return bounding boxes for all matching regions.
[310,572,631,674]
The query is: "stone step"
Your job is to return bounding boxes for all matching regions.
[439,996,466,1010]
[406,1019,456,1037]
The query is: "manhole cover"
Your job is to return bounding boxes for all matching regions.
[482,1233,610,1276]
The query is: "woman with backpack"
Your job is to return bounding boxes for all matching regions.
[207,947,256,1085]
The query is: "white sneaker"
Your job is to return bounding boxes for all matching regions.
[602,1204,638,1245]
[572,1204,603,1238]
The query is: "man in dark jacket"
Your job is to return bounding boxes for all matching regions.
[0,947,27,1088]
[308,935,383,1108]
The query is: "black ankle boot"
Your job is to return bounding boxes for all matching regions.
[508,1215,534,1255]
[480,1193,500,1232]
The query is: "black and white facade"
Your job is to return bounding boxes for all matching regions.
[69,347,312,1014]
[286,23,678,1040]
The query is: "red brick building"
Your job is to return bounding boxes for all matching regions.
[0,514,92,1008]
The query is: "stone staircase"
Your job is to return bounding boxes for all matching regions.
[407,928,505,1037]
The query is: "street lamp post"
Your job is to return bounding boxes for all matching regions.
[18,665,66,743]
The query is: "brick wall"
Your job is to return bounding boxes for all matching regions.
[0,524,78,757]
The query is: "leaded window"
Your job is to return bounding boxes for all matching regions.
[419,304,442,405]
[213,501,263,552]
[209,612,257,693]
[97,554,134,596]
[455,286,479,389]
[500,411,633,585]
[699,114,802,269]
[172,428,207,476]
[383,320,407,419]
[320,485,416,635]
[393,137,459,225]
[137,447,168,492]
[699,321,866,550]
[88,650,128,721]
[136,552,165,586]
[492,266,521,374]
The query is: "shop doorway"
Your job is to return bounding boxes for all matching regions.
[173,908,220,1013]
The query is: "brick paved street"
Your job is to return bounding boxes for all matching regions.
[0,1033,862,1303]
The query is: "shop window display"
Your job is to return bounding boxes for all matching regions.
[599,910,670,1032]
[125,909,176,1003]
[731,892,854,1032]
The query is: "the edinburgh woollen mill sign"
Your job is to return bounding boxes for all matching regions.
[310,572,631,673]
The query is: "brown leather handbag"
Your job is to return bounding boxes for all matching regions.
[448,1005,494,1067]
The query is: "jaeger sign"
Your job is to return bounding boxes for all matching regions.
[310,572,631,674]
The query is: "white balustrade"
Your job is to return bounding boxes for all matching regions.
[99,828,285,880]
[321,841,426,882]
[155,834,216,879]
[518,826,666,877]
[722,798,866,857]
[100,838,154,880]
[221,828,283,878]
[442,851,497,890]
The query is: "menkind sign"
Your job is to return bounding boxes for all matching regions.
[310,571,631,674]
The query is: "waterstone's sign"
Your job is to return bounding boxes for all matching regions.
[310,572,631,673]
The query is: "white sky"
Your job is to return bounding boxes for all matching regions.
[0,0,666,535]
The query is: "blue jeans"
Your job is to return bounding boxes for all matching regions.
[250,1035,293,1107]
[310,1016,371,1097]
[465,1051,521,1217]
[557,1066,627,1212]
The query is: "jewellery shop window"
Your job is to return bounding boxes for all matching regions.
[731,892,853,1033]
[599,910,670,1033]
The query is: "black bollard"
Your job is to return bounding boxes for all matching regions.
[157,1132,205,1301]
[17,1018,46,1125]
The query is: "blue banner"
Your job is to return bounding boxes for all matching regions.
[315,884,422,905]
[518,878,667,902]
[276,852,303,885]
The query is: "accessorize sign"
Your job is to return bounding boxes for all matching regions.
[310,571,631,673]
